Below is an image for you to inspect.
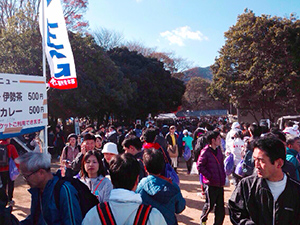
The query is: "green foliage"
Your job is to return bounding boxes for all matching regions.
[0,3,42,75]
[182,77,224,110]
[209,10,300,121]
[108,47,185,119]
[48,34,132,123]
[0,4,186,124]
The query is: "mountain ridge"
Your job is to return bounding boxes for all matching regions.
[181,66,213,84]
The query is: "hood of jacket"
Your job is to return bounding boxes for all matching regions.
[138,175,179,204]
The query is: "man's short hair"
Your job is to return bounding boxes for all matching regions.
[143,148,164,175]
[83,133,96,141]
[254,136,286,165]
[142,128,157,143]
[122,135,143,150]
[206,131,220,145]
[249,124,261,138]
[15,152,51,172]
[109,153,140,190]
[270,128,286,143]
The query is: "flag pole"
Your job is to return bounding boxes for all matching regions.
[41,0,48,153]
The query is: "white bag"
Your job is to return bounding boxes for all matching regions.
[190,162,198,175]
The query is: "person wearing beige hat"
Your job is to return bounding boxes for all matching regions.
[102,142,119,175]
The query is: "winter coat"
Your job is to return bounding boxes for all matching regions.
[80,175,113,203]
[61,145,80,163]
[20,175,82,225]
[136,175,186,225]
[197,145,226,187]
[286,147,300,181]
[226,138,244,166]
[82,188,167,225]
[229,174,300,225]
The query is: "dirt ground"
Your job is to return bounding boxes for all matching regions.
[11,158,234,225]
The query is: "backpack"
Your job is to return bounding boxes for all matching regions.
[96,202,152,225]
[0,144,9,167]
[0,206,20,225]
[194,135,207,162]
[54,174,99,218]
[241,150,254,177]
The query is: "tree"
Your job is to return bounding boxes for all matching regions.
[0,3,42,75]
[48,34,133,124]
[182,77,224,110]
[208,9,300,121]
[108,47,185,120]
[62,0,89,33]
[92,27,124,51]
[0,0,88,32]
[124,41,191,74]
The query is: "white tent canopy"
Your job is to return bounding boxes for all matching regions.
[155,113,177,120]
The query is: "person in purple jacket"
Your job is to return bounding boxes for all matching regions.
[197,130,225,225]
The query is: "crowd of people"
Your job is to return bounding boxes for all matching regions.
[1,116,300,224]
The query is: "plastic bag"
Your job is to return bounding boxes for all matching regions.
[224,176,230,187]
[224,153,234,176]
[235,159,244,177]
[190,162,198,175]
[9,158,19,181]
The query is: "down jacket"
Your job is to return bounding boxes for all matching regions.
[136,175,186,225]
[197,145,226,187]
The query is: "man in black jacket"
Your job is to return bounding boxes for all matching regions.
[228,136,300,225]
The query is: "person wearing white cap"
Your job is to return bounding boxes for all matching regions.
[225,122,241,152]
[102,142,119,175]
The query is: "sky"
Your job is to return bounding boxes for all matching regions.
[85,0,300,68]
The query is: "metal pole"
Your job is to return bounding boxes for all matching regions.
[41,0,48,153]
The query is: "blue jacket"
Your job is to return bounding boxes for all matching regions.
[286,147,300,181]
[136,175,186,225]
[21,175,82,225]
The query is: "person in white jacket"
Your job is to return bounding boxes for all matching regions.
[225,122,241,152]
[80,150,113,202]
[82,153,167,225]
[225,130,244,185]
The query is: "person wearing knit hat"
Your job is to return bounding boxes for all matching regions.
[102,142,119,175]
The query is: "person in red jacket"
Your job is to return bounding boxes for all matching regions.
[0,138,19,206]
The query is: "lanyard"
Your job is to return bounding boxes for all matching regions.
[93,178,104,195]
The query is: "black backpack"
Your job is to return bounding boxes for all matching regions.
[53,173,99,218]
[96,202,152,225]
[194,135,208,162]
[0,144,9,167]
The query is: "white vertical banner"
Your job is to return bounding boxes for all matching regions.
[39,0,77,90]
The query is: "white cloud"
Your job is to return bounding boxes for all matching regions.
[160,26,208,46]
